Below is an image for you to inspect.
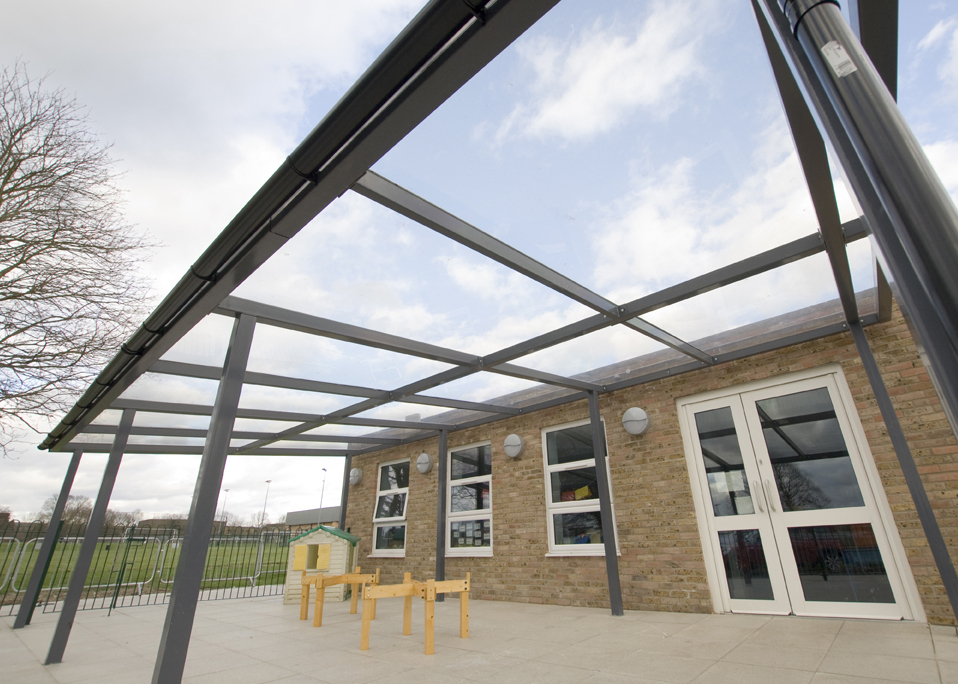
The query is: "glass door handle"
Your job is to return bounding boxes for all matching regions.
[765,479,777,512]
[752,481,765,513]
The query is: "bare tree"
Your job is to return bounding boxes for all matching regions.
[36,493,93,523]
[103,507,143,527]
[0,63,151,452]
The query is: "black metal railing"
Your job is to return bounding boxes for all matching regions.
[0,520,290,616]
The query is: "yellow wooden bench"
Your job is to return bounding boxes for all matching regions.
[361,572,470,654]
[300,566,380,627]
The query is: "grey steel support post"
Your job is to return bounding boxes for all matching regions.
[152,314,256,684]
[15,450,83,629]
[588,391,624,616]
[46,412,134,664]
[762,0,958,446]
[435,430,448,602]
[339,454,352,531]
[849,323,958,620]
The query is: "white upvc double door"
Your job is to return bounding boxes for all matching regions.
[682,374,912,619]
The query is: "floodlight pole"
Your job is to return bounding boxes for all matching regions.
[152,313,256,684]
[261,480,272,528]
[14,450,83,629]
[46,410,135,664]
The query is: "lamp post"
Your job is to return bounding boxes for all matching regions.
[220,488,230,524]
[261,480,271,528]
[319,468,327,514]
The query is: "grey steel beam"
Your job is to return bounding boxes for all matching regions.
[757,0,958,478]
[849,321,958,622]
[353,171,619,317]
[14,450,83,629]
[150,358,519,414]
[588,392,623,616]
[622,318,714,365]
[847,0,898,99]
[339,455,352,531]
[755,0,859,324]
[153,314,256,684]
[216,296,479,366]
[62,442,357,456]
[46,410,134,664]
[876,256,893,322]
[435,430,448,602]
[490,363,601,392]
[353,171,719,365]
[43,0,563,453]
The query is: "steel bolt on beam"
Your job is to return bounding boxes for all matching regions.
[46,411,134,665]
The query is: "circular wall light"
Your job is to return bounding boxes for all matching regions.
[416,452,433,474]
[622,407,650,435]
[348,468,363,486]
[504,434,525,458]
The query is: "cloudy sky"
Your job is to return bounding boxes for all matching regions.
[1,0,956,524]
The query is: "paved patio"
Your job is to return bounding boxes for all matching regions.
[3,595,958,684]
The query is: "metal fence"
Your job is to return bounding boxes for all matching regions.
[0,520,290,616]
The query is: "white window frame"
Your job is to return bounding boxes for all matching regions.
[370,457,410,558]
[541,418,618,557]
[446,440,493,558]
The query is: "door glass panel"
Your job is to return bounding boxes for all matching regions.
[450,519,490,548]
[450,483,490,512]
[787,524,895,603]
[694,407,755,517]
[756,388,865,511]
[718,530,775,601]
[550,466,598,503]
[553,511,604,545]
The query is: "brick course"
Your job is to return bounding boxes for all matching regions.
[344,306,958,625]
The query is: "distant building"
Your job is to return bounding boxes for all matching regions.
[285,506,341,533]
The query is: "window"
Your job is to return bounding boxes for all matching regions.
[542,419,616,556]
[447,442,492,557]
[371,459,409,557]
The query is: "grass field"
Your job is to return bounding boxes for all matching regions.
[1,532,289,607]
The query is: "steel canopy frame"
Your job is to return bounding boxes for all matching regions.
[28,0,958,663]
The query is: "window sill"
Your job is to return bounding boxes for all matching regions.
[545,549,621,558]
[368,552,405,559]
[446,550,493,558]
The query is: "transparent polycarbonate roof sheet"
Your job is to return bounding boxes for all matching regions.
[641,251,841,349]
[302,424,391,438]
[118,373,220,406]
[231,418,302,433]
[127,436,207,448]
[372,0,822,305]
[132,413,210,431]
[417,372,549,404]
[243,319,455,390]
[237,384,357,415]
[158,313,234,368]
[351,401,456,422]
[90,409,123,426]
[231,191,594,356]
[510,323,668,379]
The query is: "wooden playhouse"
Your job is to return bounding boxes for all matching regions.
[283,525,360,605]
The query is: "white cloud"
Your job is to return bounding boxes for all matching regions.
[496,0,717,142]
[591,118,820,304]
[925,139,958,207]
[918,15,958,93]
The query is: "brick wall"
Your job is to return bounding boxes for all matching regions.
[344,307,958,624]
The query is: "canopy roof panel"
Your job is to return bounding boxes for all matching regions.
[41,0,933,461]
